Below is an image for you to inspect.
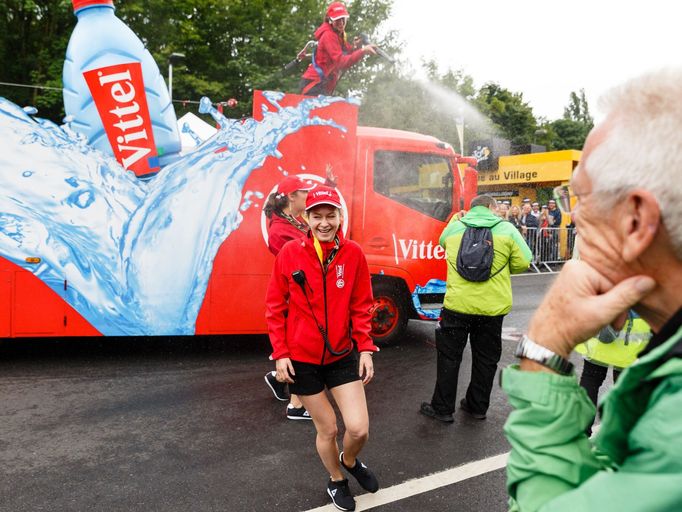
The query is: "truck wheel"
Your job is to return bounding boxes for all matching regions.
[370,281,409,346]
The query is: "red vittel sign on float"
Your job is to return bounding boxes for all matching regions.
[83,62,160,176]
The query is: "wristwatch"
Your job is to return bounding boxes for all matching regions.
[514,335,574,375]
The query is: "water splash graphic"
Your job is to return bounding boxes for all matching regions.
[182,122,203,147]
[0,92,349,335]
[240,191,265,212]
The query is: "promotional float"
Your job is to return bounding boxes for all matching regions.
[0,0,477,345]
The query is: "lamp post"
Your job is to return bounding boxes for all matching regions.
[455,109,465,155]
[167,52,185,102]
[534,128,547,144]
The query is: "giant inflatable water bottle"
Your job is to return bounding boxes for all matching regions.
[63,0,181,178]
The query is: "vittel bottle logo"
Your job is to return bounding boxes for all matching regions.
[391,235,446,264]
[83,62,159,177]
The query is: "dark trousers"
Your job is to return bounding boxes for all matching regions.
[579,359,621,435]
[298,78,328,97]
[579,359,621,407]
[430,309,505,415]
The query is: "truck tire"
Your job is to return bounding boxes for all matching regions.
[370,280,409,346]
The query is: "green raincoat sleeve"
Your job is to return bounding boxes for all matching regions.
[501,355,682,512]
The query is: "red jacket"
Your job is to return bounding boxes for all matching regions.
[267,214,308,256]
[265,233,377,365]
[302,22,365,95]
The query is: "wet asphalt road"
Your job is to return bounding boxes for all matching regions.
[0,273,566,512]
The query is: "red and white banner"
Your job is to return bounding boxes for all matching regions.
[84,62,159,177]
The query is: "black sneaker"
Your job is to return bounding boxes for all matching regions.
[264,371,289,401]
[286,404,312,421]
[419,402,454,423]
[327,478,355,511]
[459,398,486,420]
[340,452,379,493]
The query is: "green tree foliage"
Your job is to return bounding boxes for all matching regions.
[360,61,480,153]
[117,0,329,118]
[0,0,72,120]
[474,83,537,145]
[361,63,541,156]
[564,89,593,126]
[127,0,395,117]
[550,118,588,150]
[0,0,393,120]
[547,89,594,150]
[0,0,592,155]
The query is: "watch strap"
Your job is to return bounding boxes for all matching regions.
[514,335,574,375]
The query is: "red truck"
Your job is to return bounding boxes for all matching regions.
[0,91,477,345]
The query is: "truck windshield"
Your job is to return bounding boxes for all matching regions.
[374,151,453,221]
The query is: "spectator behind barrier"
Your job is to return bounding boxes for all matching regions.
[502,68,682,511]
[507,205,522,232]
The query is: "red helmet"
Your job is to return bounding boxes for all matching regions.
[326,2,349,21]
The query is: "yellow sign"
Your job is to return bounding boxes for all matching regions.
[477,150,581,185]
[478,169,541,184]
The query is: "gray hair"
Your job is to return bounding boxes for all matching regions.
[584,68,682,258]
[471,194,497,209]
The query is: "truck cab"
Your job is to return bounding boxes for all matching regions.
[351,126,474,344]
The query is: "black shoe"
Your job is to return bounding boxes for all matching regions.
[459,398,486,420]
[340,452,379,493]
[419,402,454,423]
[264,371,289,401]
[327,478,355,511]
[286,404,312,421]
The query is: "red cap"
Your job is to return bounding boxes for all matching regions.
[277,176,316,195]
[306,185,342,210]
[72,0,113,12]
[326,2,349,20]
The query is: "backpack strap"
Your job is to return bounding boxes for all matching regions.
[302,47,327,94]
[311,46,326,81]
[472,218,509,278]
[447,249,509,277]
[489,256,510,279]
[305,33,352,92]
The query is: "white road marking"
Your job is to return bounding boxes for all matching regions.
[511,272,557,278]
[303,425,601,511]
[502,327,523,342]
[302,452,509,512]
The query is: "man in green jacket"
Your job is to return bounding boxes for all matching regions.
[421,195,532,423]
[503,68,682,511]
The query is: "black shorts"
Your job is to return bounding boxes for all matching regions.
[289,353,360,396]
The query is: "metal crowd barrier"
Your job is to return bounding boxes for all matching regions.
[520,226,577,273]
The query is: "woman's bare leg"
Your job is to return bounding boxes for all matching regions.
[299,391,343,480]
[330,380,369,467]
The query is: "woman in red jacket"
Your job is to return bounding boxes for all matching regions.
[263,175,316,420]
[264,175,316,256]
[299,2,376,96]
[266,185,379,511]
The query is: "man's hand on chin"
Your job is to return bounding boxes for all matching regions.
[526,260,656,359]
